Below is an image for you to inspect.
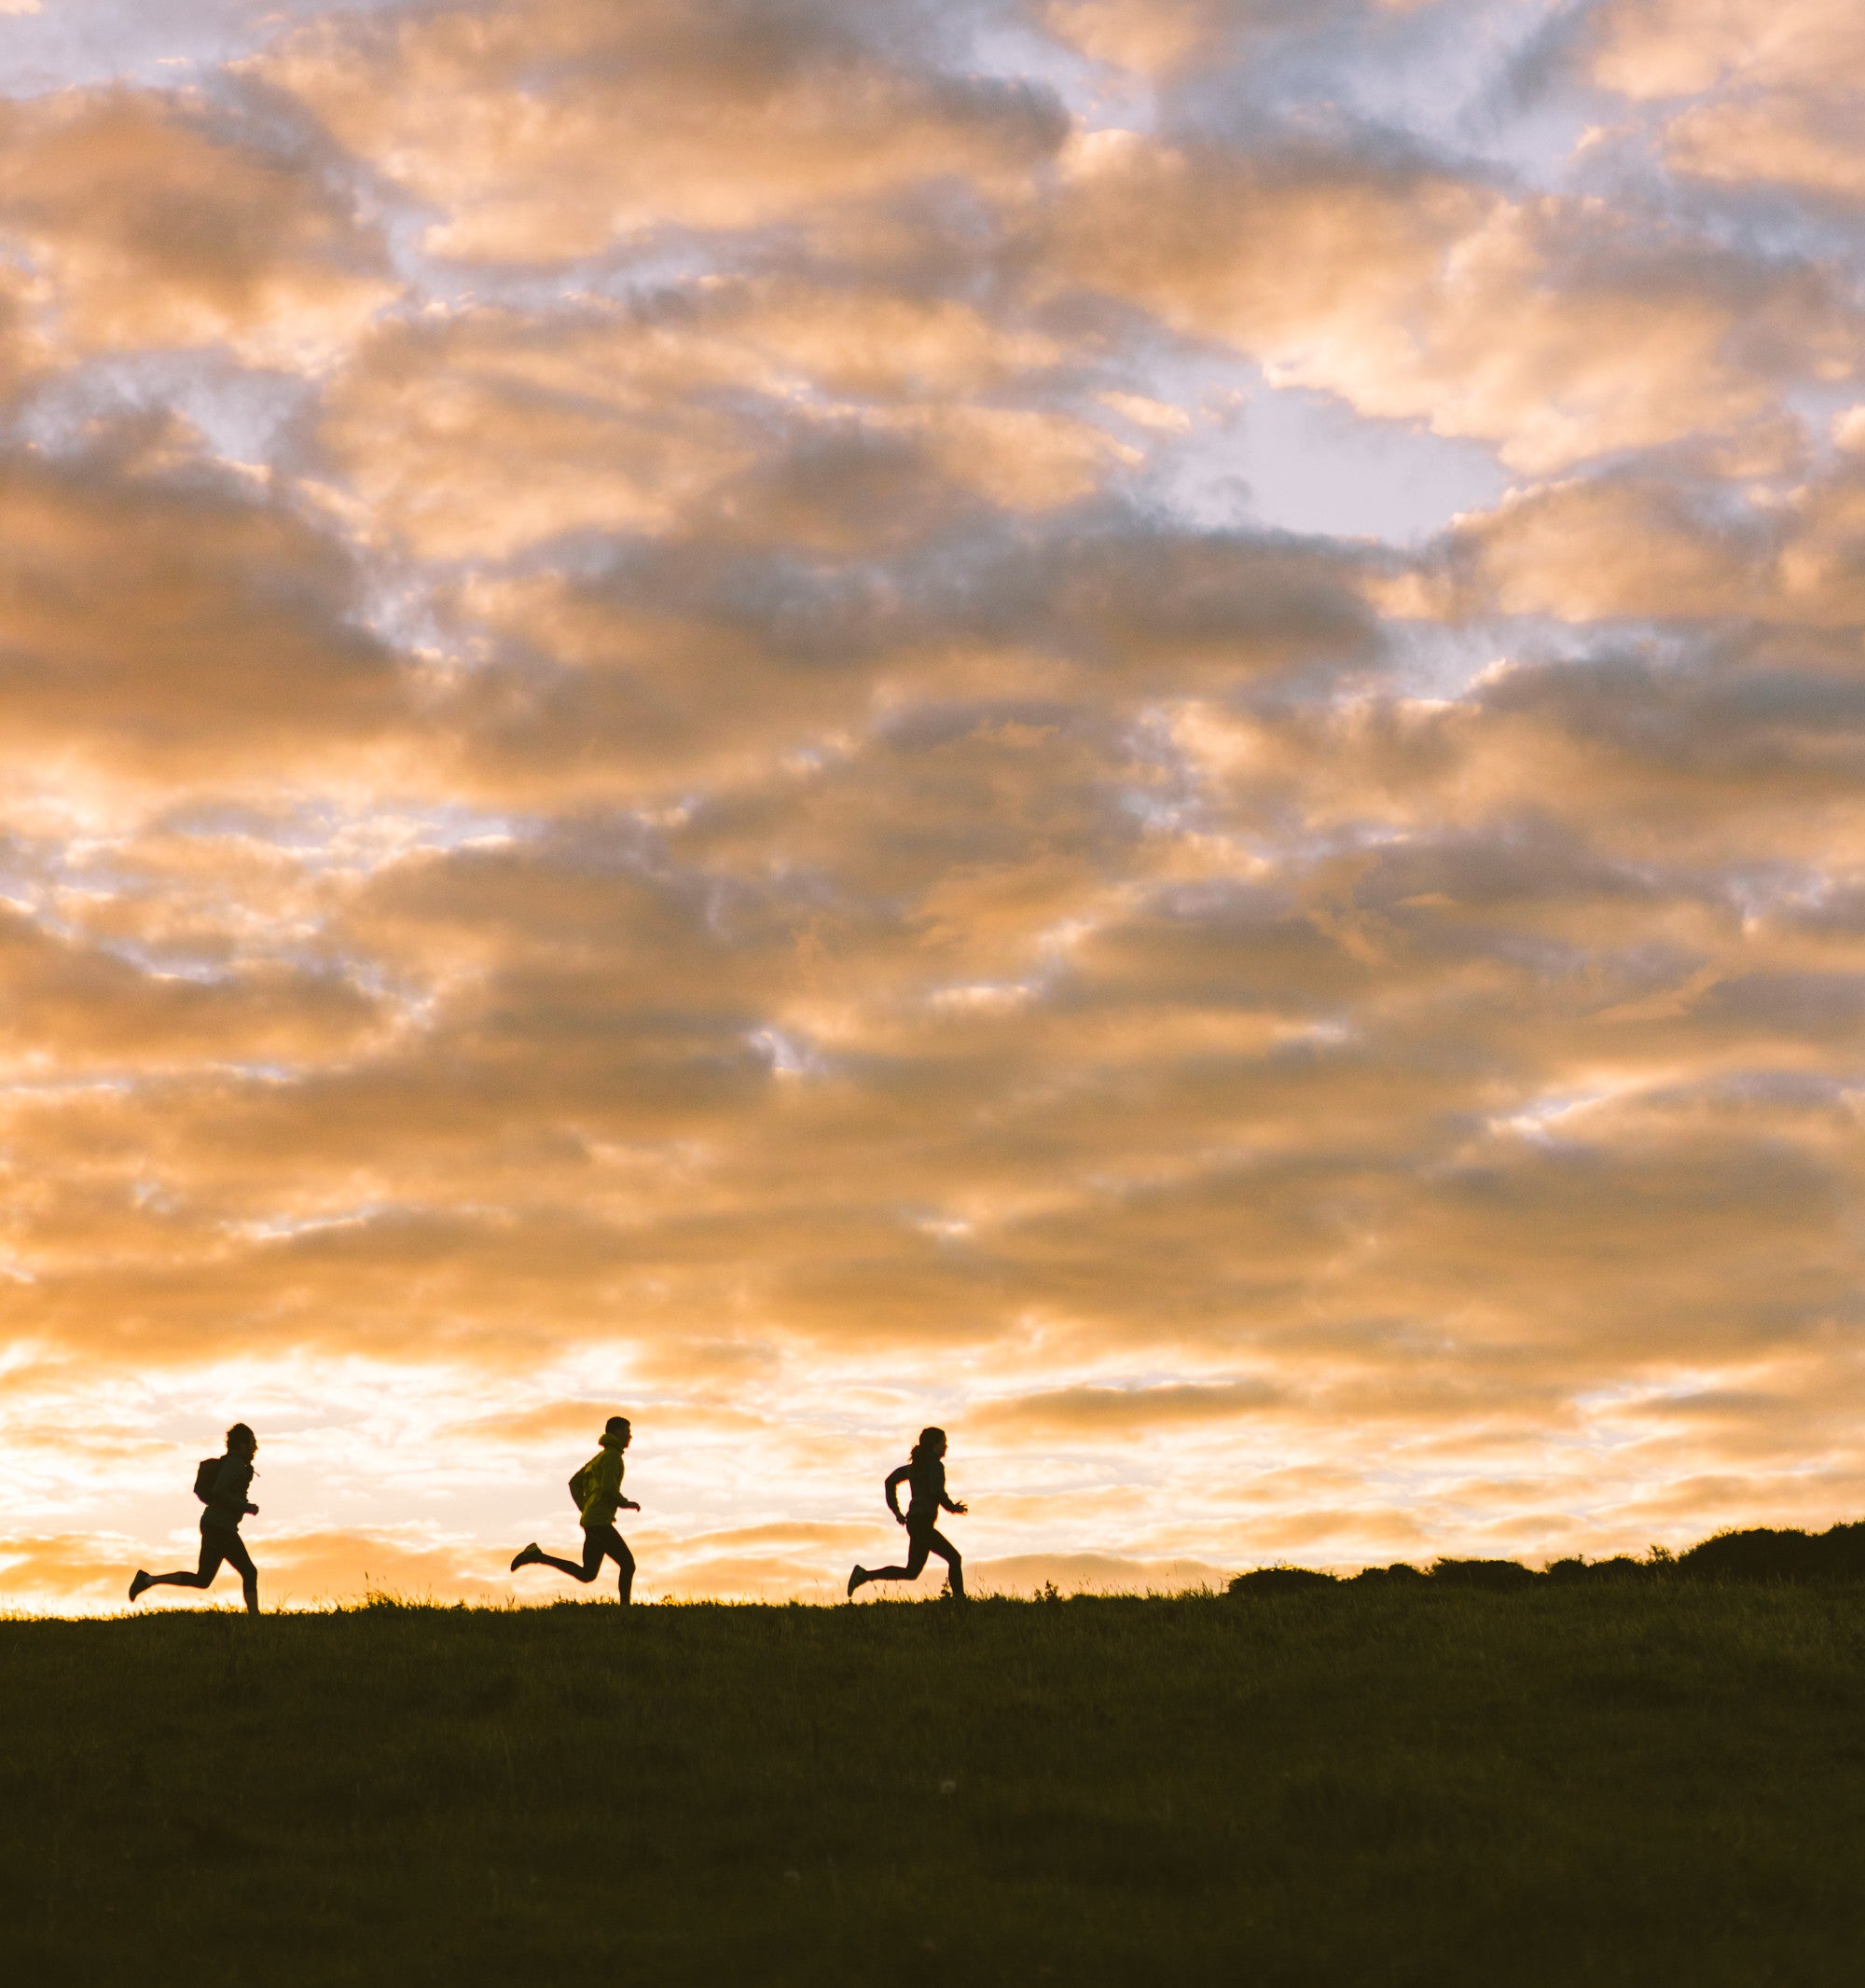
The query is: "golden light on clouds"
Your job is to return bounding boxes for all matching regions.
[2,0,1865,1612]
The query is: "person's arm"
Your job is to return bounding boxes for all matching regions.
[884,1465,910,1525]
[941,1490,967,1515]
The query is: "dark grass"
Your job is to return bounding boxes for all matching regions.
[8,1583,1865,1984]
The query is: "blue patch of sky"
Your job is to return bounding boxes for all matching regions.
[1158,0,1595,186]
[1788,381,1865,453]
[1225,379,1508,543]
[1375,616,1524,701]
[0,0,407,98]
[417,234,739,311]
[8,349,317,472]
[1113,342,1511,544]
[345,565,464,666]
[157,797,522,866]
[967,7,1140,133]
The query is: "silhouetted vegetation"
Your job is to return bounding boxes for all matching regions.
[1425,1557,1540,1591]
[1225,1565,1336,1595]
[1347,1560,1429,1586]
[1681,1521,1865,1582]
[7,1579,1865,1983]
[1226,1519,1865,1598]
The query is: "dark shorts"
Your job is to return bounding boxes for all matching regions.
[199,1522,256,1583]
[582,1524,634,1566]
[903,1520,959,1571]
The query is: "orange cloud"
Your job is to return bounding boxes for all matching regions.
[1592,0,1865,200]
[1038,0,1221,75]
[314,295,1112,562]
[972,1378,1288,1433]
[257,0,1068,262]
[1050,137,1857,470]
[0,435,411,782]
[0,89,394,364]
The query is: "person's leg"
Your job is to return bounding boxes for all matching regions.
[222,1531,259,1615]
[524,1526,611,1583]
[924,1527,965,1600]
[573,1525,634,1601]
[604,1529,635,1604]
[863,1529,933,1585]
[141,1529,230,1593]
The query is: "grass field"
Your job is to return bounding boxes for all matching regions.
[7,1582,1865,1984]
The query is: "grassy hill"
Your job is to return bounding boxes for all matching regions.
[7,1581,1865,1984]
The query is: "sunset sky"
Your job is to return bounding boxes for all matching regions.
[4,0,1864,1610]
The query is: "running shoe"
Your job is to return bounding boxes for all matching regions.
[847,1564,866,1598]
[510,1543,543,1571]
[128,1570,150,1603]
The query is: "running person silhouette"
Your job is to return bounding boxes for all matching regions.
[130,1423,261,1615]
[848,1427,967,1601]
[510,1415,639,1603]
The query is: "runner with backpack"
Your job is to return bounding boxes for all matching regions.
[129,1423,261,1615]
[509,1415,640,1603]
[847,1426,968,1601]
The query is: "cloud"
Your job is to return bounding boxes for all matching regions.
[1037,0,1220,75]
[257,0,1069,262]
[0,903,382,1069]
[972,1377,1287,1432]
[314,293,1113,561]
[1049,133,1858,470]
[0,87,394,365]
[1440,476,1770,622]
[1436,453,1865,628]
[373,515,1376,809]
[0,432,412,781]
[1591,0,1865,201]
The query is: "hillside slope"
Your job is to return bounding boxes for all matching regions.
[6,1586,1864,1984]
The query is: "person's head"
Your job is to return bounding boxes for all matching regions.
[226,1422,257,1460]
[604,1415,631,1450]
[913,1426,946,1462]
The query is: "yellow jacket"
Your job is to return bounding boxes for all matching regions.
[572,1437,628,1527]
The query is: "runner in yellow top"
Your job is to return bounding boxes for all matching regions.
[510,1415,639,1603]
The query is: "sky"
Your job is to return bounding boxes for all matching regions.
[3,0,1865,1611]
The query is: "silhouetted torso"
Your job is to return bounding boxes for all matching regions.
[204,1455,253,1532]
[905,1456,946,1525]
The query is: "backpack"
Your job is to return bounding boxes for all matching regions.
[568,1461,595,1512]
[193,1456,224,1503]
